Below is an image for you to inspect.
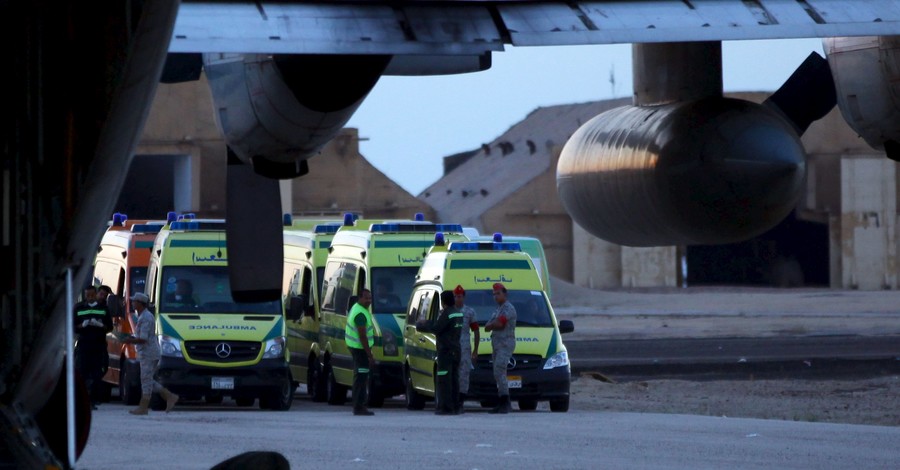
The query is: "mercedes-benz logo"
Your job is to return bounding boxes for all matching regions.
[507,357,517,369]
[215,342,231,358]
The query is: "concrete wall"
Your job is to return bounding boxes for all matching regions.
[839,156,897,289]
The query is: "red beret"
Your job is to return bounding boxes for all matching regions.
[453,285,465,295]
[492,283,505,291]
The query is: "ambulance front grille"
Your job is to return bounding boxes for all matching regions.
[184,340,261,363]
[477,354,544,371]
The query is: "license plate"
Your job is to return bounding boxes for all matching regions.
[211,377,234,390]
[507,376,522,389]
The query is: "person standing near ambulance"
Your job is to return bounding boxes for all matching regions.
[346,289,376,416]
[122,292,179,415]
[73,285,112,409]
[485,282,516,414]
[416,290,463,415]
[453,285,479,410]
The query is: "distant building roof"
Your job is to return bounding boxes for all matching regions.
[418,98,630,226]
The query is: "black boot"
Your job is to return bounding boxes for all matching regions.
[489,395,509,414]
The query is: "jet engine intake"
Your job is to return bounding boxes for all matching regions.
[203,53,390,179]
[824,36,900,160]
[557,97,805,246]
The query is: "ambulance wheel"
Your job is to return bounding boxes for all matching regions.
[260,378,294,411]
[118,360,141,406]
[149,394,166,411]
[549,397,569,412]
[308,360,327,402]
[404,370,425,410]
[366,381,385,408]
[518,399,538,411]
[235,397,255,407]
[325,365,347,405]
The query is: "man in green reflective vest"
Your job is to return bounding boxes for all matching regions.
[345,288,375,416]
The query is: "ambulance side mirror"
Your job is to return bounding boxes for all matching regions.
[558,320,574,334]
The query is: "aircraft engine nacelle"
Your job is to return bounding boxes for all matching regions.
[824,36,900,160]
[203,53,390,178]
[556,97,806,246]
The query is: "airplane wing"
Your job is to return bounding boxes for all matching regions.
[170,0,900,59]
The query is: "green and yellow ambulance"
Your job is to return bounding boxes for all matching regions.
[317,218,468,407]
[148,219,293,410]
[282,218,343,402]
[404,234,573,412]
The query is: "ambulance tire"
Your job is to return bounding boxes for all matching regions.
[149,393,166,411]
[518,399,538,411]
[404,369,425,410]
[308,360,327,402]
[119,360,141,406]
[260,377,294,411]
[325,365,347,405]
[366,381,385,408]
[549,397,569,412]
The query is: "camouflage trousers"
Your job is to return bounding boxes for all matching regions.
[492,348,512,396]
[139,356,164,395]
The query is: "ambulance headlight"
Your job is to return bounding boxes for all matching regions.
[263,337,285,359]
[381,330,398,356]
[543,351,569,369]
[160,336,183,358]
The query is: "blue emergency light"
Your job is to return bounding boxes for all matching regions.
[166,211,178,224]
[111,212,127,226]
[283,213,293,226]
[414,212,425,221]
[493,232,503,242]
[449,241,522,252]
[343,212,355,226]
[314,223,341,234]
[434,232,446,246]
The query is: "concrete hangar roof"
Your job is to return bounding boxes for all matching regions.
[418,98,630,227]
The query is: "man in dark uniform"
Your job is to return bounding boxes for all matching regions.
[416,290,464,415]
[73,285,112,409]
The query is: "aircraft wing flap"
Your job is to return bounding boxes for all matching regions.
[498,0,900,47]
[171,1,502,55]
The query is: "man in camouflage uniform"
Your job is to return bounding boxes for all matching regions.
[485,282,516,414]
[123,292,179,415]
[453,285,479,411]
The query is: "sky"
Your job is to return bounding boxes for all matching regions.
[345,38,825,196]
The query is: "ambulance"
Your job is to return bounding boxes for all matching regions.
[473,234,552,299]
[91,212,165,405]
[147,218,293,410]
[282,216,343,402]
[404,234,574,412]
[317,217,468,407]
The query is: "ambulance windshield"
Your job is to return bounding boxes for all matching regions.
[370,267,418,314]
[466,290,553,327]
[159,266,281,314]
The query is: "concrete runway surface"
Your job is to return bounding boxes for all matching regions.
[76,398,900,469]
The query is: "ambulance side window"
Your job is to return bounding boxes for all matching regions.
[428,289,441,321]
[321,261,357,316]
[301,267,314,310]
[416,291,433,323]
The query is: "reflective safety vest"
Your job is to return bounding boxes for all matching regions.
[345,303,375,349]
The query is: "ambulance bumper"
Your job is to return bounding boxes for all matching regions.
[157,356,290,397]
[469,364,571,401]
